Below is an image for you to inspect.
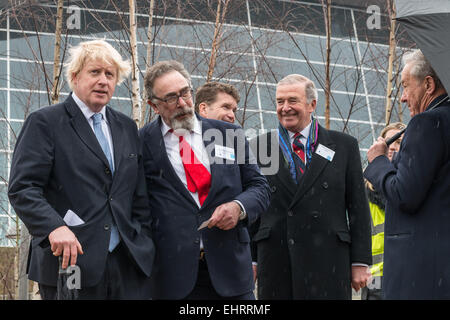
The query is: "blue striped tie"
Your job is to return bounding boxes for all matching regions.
[92,113,120,252]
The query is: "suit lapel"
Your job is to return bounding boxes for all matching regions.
[145,117,198,207]
[290,125,335,208]
[106,107,124,173]
[65,95,110,169]
[199,117,222,209]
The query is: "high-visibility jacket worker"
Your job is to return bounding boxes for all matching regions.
[361,182,385,300]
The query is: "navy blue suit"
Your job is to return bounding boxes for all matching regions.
[364,95,450,299]
[140,115,270,299]
[8,95,155,290]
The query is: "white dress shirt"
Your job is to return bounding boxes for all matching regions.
[160,116,211,208]
[72,92,115,165]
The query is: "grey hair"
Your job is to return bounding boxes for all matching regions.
[402,49,443,90]
[277,74,318,104]
[144,60,192,100]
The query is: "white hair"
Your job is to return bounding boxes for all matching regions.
[402,49,443,89]
[277,74,318,104]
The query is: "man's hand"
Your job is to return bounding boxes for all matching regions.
[351,265,372,292]
[252,264,257,283]
[367,136,388,163]
[208,201,240,230]
[48,226,83,269]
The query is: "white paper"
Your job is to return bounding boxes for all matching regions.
[315,143,335,162]
[215,145,235,161]
[63,209,85,226]
[197,218,210,231]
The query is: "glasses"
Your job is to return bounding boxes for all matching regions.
[152,88,193,106]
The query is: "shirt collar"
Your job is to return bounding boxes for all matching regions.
[288,121,311,140]
[72,92,107,122]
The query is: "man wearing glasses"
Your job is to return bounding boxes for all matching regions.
[139,60,270,300]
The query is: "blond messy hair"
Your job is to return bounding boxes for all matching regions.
[65,39,131,90]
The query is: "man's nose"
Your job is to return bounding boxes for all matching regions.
[400,90,407,102]
[98,72,108,84]
[227,110,235,122]
[281,101,291,111]
[176,95,186,107]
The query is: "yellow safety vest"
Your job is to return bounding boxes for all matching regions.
[369,201,384,278]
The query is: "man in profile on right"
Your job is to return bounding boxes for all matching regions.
[365,49,450,299]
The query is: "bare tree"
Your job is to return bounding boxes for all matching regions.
[384,0,397,125]
[206,0,230,82]
[129,0,141,127]
[321,0,332,129]
[51,0,64,104]
[140,0,156,128]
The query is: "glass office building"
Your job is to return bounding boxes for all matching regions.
[0,0,411,245]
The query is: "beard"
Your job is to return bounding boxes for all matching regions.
[170,107,195,131]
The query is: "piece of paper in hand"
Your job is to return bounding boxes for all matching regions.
[63,210,85,226]
[197,219,210,231]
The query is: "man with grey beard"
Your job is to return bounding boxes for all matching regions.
[139,60,270,300]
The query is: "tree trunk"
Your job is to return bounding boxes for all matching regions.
[51,0,64,104]
[141,0,156,128]
[129,0,141,127]
[207,0,229,82]
[385,0,396,125]
[322,0,332,129]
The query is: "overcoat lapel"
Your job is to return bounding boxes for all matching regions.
[290,125,336,208]
[268,131,297,198]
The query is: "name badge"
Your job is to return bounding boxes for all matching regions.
[215,145,235,161]
[315,143,335,162]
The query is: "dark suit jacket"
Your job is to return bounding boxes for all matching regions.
[139,115,270,299]
[364,95,450,299]
[251,125,372,299]
[8,95,155,287]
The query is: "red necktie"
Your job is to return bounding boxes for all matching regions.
[292,132,306,175]
[171,130,211,206]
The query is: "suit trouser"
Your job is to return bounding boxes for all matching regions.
[38,242,151,300]
[183,255,255,300]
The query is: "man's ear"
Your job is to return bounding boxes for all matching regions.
[198,102,208,117]
[148,100,159,114]
[71,72,78,86]
[424,76,436,94]
[309,99,317,113]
